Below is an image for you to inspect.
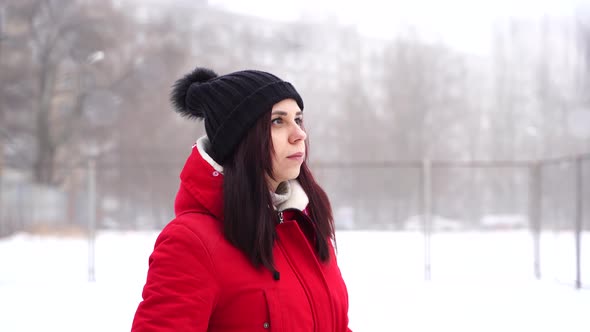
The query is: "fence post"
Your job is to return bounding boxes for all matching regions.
[529,162,541,279]
[422,158,432,281]
[574,156,582,290]
[87,158,96,282]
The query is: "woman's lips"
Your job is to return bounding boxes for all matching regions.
[287,152,304,162]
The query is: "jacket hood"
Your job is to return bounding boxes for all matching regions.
[174,137,224,219]
[174,136,308,219]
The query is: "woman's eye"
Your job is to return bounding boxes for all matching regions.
[271,118,283,125]
[295,118,303,126]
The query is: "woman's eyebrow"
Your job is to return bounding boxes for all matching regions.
[271,110,303,116]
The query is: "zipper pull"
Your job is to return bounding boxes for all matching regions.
[278,211,284,224]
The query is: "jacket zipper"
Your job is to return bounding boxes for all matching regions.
[276,235,317,331]
[278,211,284,224]
[279,208,336,330]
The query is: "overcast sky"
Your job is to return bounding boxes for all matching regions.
[208,0,588,54]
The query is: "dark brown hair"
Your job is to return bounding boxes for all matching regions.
[222,110,334,274]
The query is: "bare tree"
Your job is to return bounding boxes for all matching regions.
[0,0,132,185]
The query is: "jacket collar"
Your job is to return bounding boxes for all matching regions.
[271,179,309,212]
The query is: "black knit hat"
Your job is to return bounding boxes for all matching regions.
[170,67,304,163]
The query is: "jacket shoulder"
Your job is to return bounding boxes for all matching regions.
[164,212,225,251]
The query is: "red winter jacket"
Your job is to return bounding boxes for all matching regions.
[131,141,351,331]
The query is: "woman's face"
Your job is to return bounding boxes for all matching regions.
[267,98,307,192]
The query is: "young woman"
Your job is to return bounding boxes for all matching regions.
[131,67,351,331]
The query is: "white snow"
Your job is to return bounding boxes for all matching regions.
[0,230,588,331]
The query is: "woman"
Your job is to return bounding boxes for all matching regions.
[131,67,351,331]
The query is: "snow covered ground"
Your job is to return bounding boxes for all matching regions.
[0,230,588,331]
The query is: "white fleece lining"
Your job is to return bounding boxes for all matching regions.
[196,135,308,211]
[271,181,290,207]
[275,179,309,212]
[196,136,224,174]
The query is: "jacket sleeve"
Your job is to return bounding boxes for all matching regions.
[131,223,219,331]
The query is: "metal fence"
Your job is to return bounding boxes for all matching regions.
[314,155,589,288]
[0,153,588,287]
[537,155,590,289]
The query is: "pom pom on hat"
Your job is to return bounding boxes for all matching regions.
[170,67,218,119]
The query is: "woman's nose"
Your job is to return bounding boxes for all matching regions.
[290,122,307,143]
